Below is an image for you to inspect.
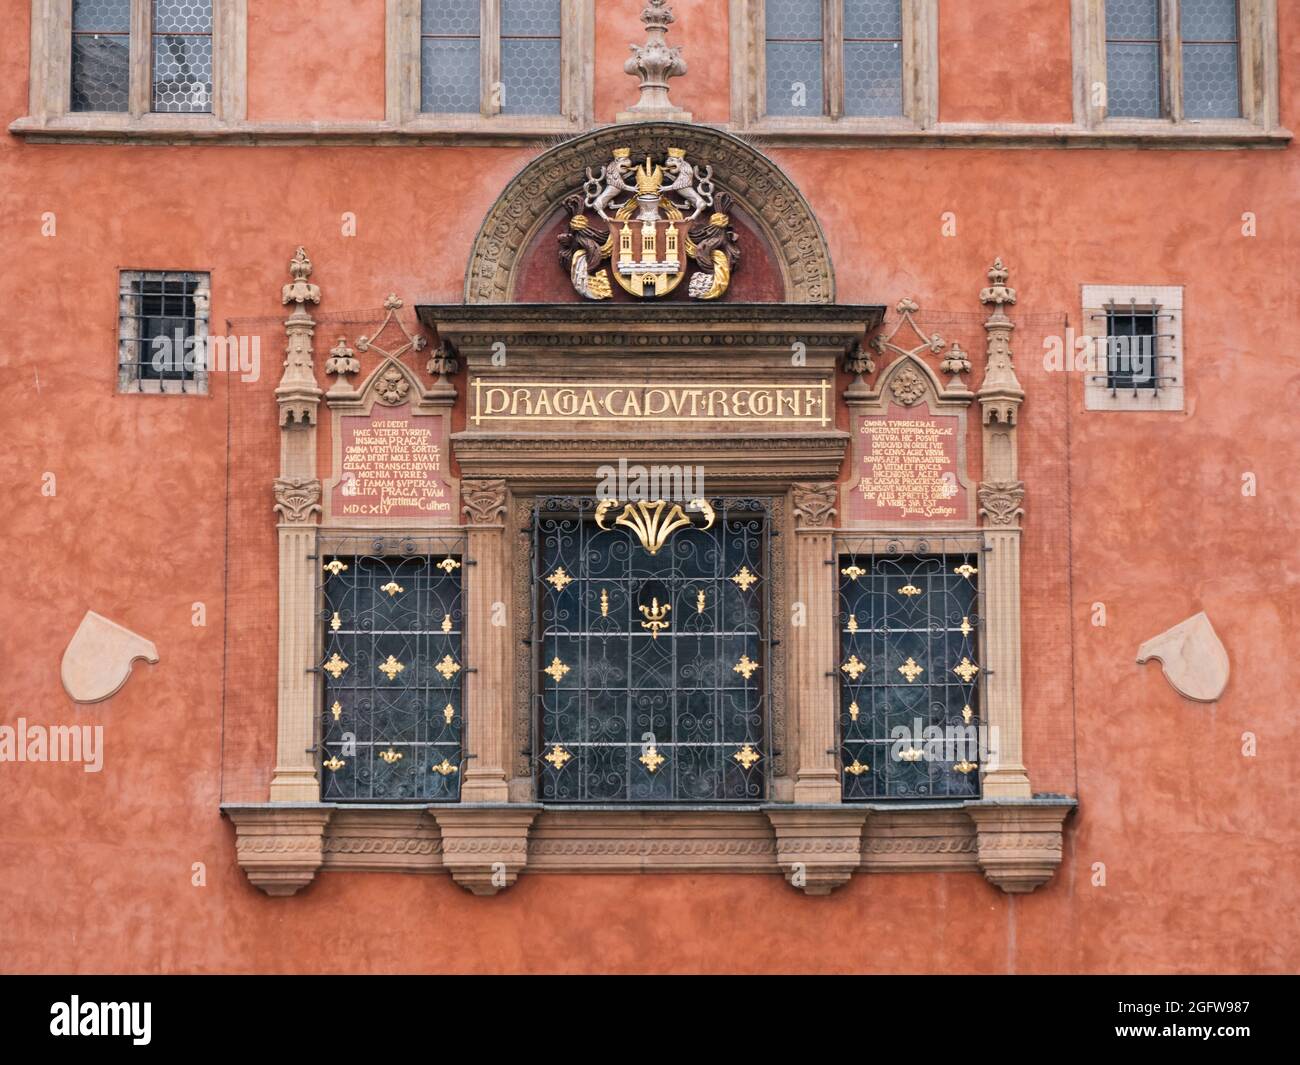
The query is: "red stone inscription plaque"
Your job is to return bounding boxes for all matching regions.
[847,402,970,525]
[330,405,454,520]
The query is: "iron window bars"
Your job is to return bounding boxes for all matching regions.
[117,270,209,393]
[532,496,772,803]
[836,535,986,801]
[1090,298,1178,396]
[317,534,467,802]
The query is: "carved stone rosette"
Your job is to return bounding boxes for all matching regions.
[791,482,837,529]
[462,479,508,525]
[273,477,322,524]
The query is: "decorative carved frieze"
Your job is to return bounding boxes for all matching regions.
[620,0,690,122]
[792,483,837,529]
[462,479,508,525]
[977,480,1025,527]
[273,477,322,524]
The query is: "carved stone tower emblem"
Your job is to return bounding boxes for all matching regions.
[558,146,741,301]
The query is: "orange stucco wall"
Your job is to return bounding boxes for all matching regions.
[2,1,1297,974]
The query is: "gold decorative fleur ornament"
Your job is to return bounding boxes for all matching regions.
[378,748,403,764]
[545,567,574,591]
[840,564,867,581]
[378,655,405,680]
[437,557,461,574]
[431,759,458,776]
[953,657,980,682]
[897,657,924,683]
[733,654,759,680]
[733,744,761,770]
[435,655,461,680]
[323,559,348,576]
[323,653,349,679]
[380,581,404,596]
[544,744,572,770]
[731,566,758,591]
[595,497,715,555]
[323,756,345,772]
[639,597,671,638]
[639,744,666,772]
[840,655,866,680]
[543,657,570,682]
[845,759,869,776]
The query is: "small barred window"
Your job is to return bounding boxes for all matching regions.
[1103,303,1162,391]
[319,546,466,803]
[117,270,210,394]
[837,545,983,801]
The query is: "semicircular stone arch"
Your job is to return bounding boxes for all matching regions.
[465,121,836,304]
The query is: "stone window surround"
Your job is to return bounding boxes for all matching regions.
[385,0,595,134]
[1081,284,1185,412]
[1071,0,1281,134]
[225,240,1076,899]
[22,0,247,132]
[117,268,212,395]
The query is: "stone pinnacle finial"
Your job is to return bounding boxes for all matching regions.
[618,0,692,123]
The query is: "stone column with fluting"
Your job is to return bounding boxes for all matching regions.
[270,247,325,803]
[790,483,842,804]
[974,259,1032,800]
[459,479,510,802]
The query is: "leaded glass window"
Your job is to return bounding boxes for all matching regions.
[1181,0,1240,118]
[71,0,131,112]
[500,0,561,115]
[1106,0,1163,118]
[319,543,465,802]
[534,498,770,803]
[843,0,903,117]
[152,0,213,113]
[764,0,825,117]
[838,545,983,801]
[421,0,481,113]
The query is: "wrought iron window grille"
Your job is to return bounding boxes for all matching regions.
[532,496,773,803]
[835,535,986,801]
[117,270,210,394]
[316,534,467,803]
[1088,299,1178,396]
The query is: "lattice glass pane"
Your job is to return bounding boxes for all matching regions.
[765,0,822,39]
[1182,0,1238,41]
[764,41,823,116]
[501,0,561,37]
[71,33,129,111]
[421,38,480,112]
[501,37,561,115]
[421,0,480,35]
[1106,0,1159,40]
[73,0,129,30]
[153,0,212,34]
[1183,43,1240,118]
[1106,42,1161,117]
[844,0,902,39]
[844,40,902,116]
[153,35,213,112]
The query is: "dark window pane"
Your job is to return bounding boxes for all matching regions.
[844,0,902,39]
[1105,307,1160,389]
[1107,42,1161,117]
[1106,0,1160,41]
[421,38,481,113]
[73,0,130,31]
[421,0,480,35]
[71,33,129,112]
[844,40,902,116]
[153,34,213,112]
[500,38,561,114]
[764,41,824,116]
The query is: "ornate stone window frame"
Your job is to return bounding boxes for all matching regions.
[729,0,939,133]
[21,0,247,134]
[1071,0,1281,135]
[1081,284,1185,412]
[385,0,594,135]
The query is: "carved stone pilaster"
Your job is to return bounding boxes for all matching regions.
[791,482,837,529]
[765,808,869,895]
[618,0,691,123]
[432,808,539,896]
[225,805,332,897]
[277,246,323,428]
[967,800,1075,894]
[462,479,508,525]
[977,258,1024,433]
[273,477,322,524]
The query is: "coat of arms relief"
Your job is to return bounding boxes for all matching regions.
[558,146,741,301]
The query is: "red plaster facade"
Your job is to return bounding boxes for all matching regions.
[2,0,1297,974]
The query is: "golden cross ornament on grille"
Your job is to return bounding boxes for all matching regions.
[544,744,572,770]
[953,657,980,682]
[323,756,345,771]
[378,655,405,680]
[435,655,461,680]
[733,654,759,680]
[840,654,866,680]
[544,657,570,682]
[639,744,666,772]
[733,744,761,770]
[545,567,574,591]
[898,657,924,683]
[323,653,349,679]
[731,566,758,591]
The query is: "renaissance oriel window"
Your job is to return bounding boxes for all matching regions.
[117,270,210,394]
[319,549,465,802]
[764,0,903,118]
[837,547,983,801]
[70,1,213,114]
[534,498,771,803]
[1104,0,1242,120]
[420,0,562,116]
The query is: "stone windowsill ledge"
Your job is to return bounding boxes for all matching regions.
[223,796,1076,898]
[10,114,1292,149]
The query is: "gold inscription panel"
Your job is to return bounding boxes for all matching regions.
[329,406,455,520]
[471,379,831,426]
[847,403,971,525]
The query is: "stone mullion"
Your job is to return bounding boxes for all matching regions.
[791,527,840,803]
